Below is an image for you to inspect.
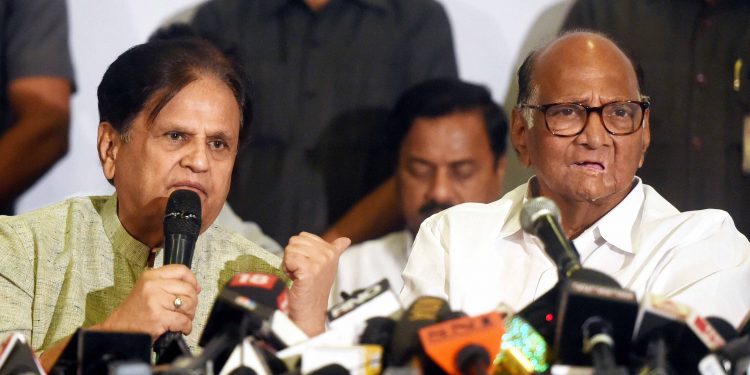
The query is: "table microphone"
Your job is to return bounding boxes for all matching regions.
[520,197,581,279]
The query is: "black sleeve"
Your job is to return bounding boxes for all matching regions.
[402,0,459,85]
[5,0,75,84]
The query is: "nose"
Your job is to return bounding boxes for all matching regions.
[426,169,454,204]
[576,110,611,149]
[180,139,209,173]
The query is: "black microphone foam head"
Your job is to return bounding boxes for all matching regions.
[706,316,739,342]
[199,272,288,347]
[164,189,201,236]
[388,296,451,366]
[307,364,349,375]
[520,197,560,234]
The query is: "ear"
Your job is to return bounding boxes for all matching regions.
[511,107,531,167]
[638,109,651,168]
[97,122,122,181]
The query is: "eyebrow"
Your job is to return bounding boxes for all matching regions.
[406,156,478,166]
[154,122,237,140]
[552,96,634,104]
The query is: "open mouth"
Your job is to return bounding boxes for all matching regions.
[574,161,605,171]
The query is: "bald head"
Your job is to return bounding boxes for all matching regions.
[517,31,643,107]
[510,31,651,232]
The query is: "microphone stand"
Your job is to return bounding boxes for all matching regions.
[582,317,628,375]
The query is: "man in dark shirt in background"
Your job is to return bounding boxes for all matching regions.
[190,0,458,243]
[0,0,74,215]
[563,0,750,235]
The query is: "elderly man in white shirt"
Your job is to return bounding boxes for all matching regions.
[330,79,508,305]
[400,31,750,327]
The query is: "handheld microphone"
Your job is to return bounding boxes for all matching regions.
[162,189,201,267]
[154,189,201,363]
[520,197,580,279]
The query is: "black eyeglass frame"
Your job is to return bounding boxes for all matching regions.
[519,100,651,137]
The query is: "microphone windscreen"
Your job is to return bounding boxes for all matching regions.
[418,312,504,375]
[307,364,349,375]
[164,189,201,236]
[359,317,396,368]
[519,197,560,234]
[633,295,725,373]
[388,296,451,366]
[199,272,288,347]
[706,316,738,342]
[499,315,550,373]
[360,317,396,347]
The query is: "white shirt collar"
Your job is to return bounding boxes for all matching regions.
[588,177,644,254]
[496,177,645,255]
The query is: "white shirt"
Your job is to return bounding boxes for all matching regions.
[330,229,413,307]
[400,179,750,327]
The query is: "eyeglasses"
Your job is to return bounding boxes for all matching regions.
[519,100,650,136]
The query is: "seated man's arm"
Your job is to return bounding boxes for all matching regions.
[0,77,71,207]
[322,177,403,244]
[36,264,201,371]
[1,0,74,208]
[283,232,350,335]
[0,217,200,371]
[646,212,750,327]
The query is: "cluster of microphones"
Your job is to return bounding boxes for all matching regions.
[1,191,748,374]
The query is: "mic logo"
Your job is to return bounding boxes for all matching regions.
[409,297,448,321]
[277,290,289,314]
[419,312,504,375]
[690,315,726,350]
[328,280,386,320]
[420,313,503,344]
[230,272,279,289]
[569,281,636,302]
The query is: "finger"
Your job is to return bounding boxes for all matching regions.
[155,264,201,292]
[331,237,351,253]
[161,311,194,336]
[157,278,200,299]
[286,233,323,250]
[162,292,198,319]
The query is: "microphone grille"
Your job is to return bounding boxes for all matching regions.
[520,197,560,234]
[164,189,201,236]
